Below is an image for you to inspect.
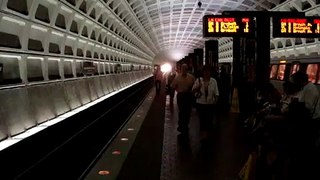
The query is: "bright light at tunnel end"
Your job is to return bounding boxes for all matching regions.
[161,63,172,73]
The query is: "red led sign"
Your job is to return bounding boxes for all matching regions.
[273,16,320,37]
[203,15,255,37]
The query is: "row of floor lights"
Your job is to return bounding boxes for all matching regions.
[97,95,148,176]
[97,127,135,176]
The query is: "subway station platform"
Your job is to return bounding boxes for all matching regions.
[105,85,251,180]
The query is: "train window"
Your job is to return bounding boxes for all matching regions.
[277,64,286,80]
[0,32,21,49]
[291,64,300,75]
[63,60,73,78]
[27,58,43,82]
[0,56,22,85]
[270,65,278,79]
[306,64,318,83]
[28,39,44,52]
[48,59,60,80]
[7,0,28,15]
[76,61,84,77]
[35,4,50,23]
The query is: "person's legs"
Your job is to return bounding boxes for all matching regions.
[177,93,192,135]
[199,104,214,140]
[155,80,161,95]
[169,89,175,104]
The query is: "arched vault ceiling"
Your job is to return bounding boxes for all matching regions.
[121,0,320,62]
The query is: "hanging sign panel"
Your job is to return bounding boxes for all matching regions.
[273,16,320,37]
[203,15,255,37]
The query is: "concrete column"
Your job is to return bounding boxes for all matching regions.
[194,48,203,78]
[256,15,270,89]
[205,40,219,78]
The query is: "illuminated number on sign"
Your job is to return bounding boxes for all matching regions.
[203,15,255,37]
[273,17,320,37]
[208,19,214,32]
[216,21,219,32]
[242,18,249,33]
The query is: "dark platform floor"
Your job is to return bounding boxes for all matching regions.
[117,88,250,180]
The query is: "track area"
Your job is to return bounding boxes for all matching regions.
[0,77,153,180]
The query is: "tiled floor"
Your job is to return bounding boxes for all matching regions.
[161,96,250,180]
[117,88,251,180]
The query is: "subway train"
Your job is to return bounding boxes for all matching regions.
[218,57,320,93]
[269,56,320,92]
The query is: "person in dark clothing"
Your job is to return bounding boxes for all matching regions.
[217,65,231,112]
[258,82,282,109]
[153,66,163,95]
[167,70,176,104]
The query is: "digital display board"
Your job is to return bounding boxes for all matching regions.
[203,15,255,37]
[273,16,320,37]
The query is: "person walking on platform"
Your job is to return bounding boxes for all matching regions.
[171,64,195,138]
[153,66,163,95]
[192,65,219,142]
[166,70,176,104]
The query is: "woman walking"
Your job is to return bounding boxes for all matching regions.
[192,65,219,142]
